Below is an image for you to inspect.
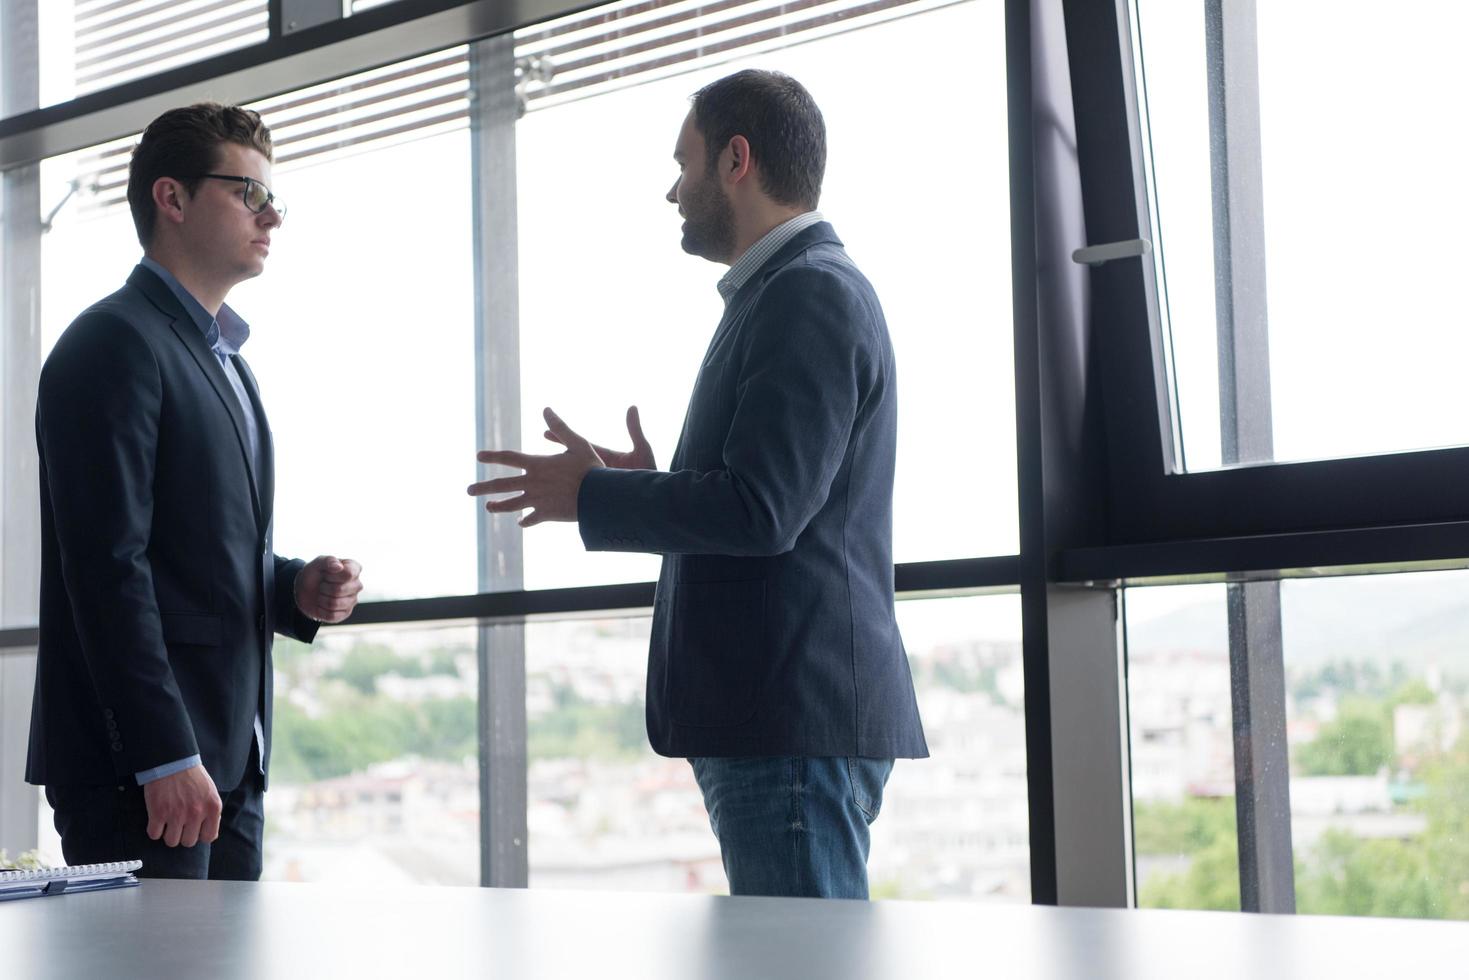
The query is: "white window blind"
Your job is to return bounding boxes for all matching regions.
[74,0,269,93]
[69,0,960,216]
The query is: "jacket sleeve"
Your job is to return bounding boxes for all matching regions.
[273,555,320,643]
[579,265,873,557]
[36,313,199,773]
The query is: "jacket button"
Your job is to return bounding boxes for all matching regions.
[104,708,115,720]
[106,720,118,732]
[111,743,123,753]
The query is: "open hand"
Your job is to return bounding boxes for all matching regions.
[544,405,656,471]
[470,407,603,527]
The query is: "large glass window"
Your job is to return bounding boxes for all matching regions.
[1124,584,1240,910]
[1280,572,1469,920]
[33,1,269,113]
[37,50,479,602]
[230,127,477,601]
[1133,1,1469,471]
[11,0,1025,896]
[878,593,1028,901]
[514,0,1016,590]
[523,593,1028,900]
[264,624,479,885]
[1124,572,1469,921]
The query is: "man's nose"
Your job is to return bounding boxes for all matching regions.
[666,179,679,204]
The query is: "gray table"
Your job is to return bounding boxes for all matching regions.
[3,880,1467,979]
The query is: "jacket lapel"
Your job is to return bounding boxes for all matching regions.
[669,223,845,470]
[129,265,265,529]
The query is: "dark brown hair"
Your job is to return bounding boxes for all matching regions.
[127,103,274,246]
[690,70,826,211]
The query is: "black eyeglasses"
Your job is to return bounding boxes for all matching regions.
[185,174,286,222]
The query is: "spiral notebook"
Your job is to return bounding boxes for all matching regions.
[0,860,142,901]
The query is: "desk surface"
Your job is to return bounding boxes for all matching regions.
[3,880,1467,979]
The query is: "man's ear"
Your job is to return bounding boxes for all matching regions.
[151,177,189,229]
[723,135,754,186]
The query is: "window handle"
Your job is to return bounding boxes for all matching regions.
[1071,238,1152,267]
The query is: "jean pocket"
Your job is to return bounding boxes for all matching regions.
[845,757,894,824]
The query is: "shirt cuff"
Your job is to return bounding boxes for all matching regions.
[135,755,202,785]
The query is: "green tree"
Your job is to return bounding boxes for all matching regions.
[1415,732,1469,919]
[528,686,646,761]
[327,643,425,695]
[1134,797,1240,911]
[1140,834,1240,911]
[271,696,478,782]
[1133,797,1237,857]
[1296,830,1445,919]
[1136,664,1469,920]
[1295,699,1394,776]
[1389,679,1436,708]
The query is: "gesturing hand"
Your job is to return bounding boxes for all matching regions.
[469,407,604,527]
[295,556,364,623]
[544,405,656,471]
[143,764,222,848]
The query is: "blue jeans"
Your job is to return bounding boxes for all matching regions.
[689,756,894,899]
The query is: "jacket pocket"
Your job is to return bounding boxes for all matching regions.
[668,580,766,727]
[160,612,223,647]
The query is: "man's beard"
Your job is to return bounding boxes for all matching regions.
[679,171,736,263]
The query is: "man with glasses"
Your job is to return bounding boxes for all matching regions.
[28,103,363,880]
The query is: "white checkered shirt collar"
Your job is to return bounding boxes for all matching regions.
[716,210,825,304]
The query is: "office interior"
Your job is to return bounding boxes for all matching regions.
[3,0,1469,973]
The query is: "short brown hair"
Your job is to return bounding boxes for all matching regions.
[127,103,274,246]
[690,70,826,211]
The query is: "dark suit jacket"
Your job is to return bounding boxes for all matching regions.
[579,222,928,759]
[27,264,318,793]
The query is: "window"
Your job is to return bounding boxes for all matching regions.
[33,1,269,113]
[522,594,1028,900]
[1123,572,1469,921]
[524,616,717,892]
[1281,572,1469,920]
[265,624,479,884]
[880,593,1028,901]
[514,0,1016,590]
[1124,584,1240,910]
[1132,0,1469,471]
[8,0,1027,899]
[37,49,480,602]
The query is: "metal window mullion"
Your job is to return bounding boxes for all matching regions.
[1206,0,1295,914]
[1008,0,1058,907]
[0,0,43,858]
[1226,580,1294,912]
[469,31,526,890]
[1014,0,1133,908]
[1207,0,1272,464]
[1048,585,1134,907]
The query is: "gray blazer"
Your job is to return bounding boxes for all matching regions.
[579,222,928,759]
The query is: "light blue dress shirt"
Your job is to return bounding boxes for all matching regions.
[135,257,266,786]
